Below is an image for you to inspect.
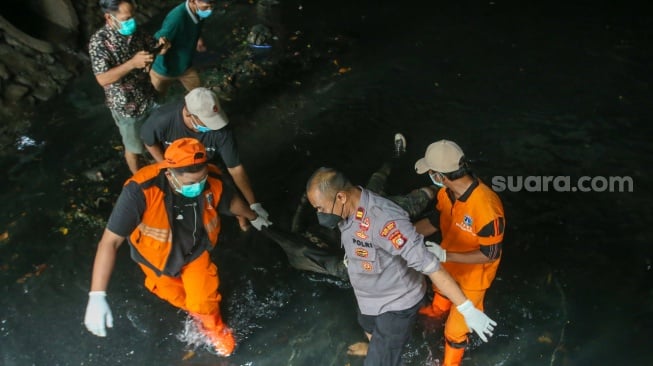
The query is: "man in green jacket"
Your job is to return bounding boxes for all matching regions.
[150,0,215,96]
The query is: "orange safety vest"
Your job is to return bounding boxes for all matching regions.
[127,164,223,275]
[436,179,505,291]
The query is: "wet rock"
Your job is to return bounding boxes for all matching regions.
[0,62,8,80]
[256,0,280,25]
[4,34,40,57]
[37,53,56,65]
[248,24,272,45]
[4,83,30,102]
[0,45,41,78]
[30,0,79,32]
[0,15,55,54]
[32,84,59,102]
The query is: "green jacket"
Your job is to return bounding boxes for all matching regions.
[152,2,203,77]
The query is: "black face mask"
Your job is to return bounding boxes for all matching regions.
[316,194,344,229]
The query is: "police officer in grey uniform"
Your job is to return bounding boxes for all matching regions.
[306,167,497,366]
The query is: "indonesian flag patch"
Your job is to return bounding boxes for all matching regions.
[388,230,407,249]
[359,217,370,231]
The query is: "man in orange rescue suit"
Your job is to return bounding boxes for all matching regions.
[83,137,271,357]
[413,139,505,366]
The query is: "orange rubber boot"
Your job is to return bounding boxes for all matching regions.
[191,312,236,356]
[418,293,452,318]
[442,341,465,366]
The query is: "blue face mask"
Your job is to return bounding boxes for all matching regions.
[196,8,213,19]
[191,116,212,133]
[172,173,207,198]
[112,15,137,36]
[429,171,445,188]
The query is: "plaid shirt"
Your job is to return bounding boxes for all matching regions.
[89,24,157,118]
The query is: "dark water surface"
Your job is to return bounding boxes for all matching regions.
[1,1,652,365]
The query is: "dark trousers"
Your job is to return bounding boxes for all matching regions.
[358,301,421,366]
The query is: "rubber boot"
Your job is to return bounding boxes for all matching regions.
[418,293,452,318]
[443,341,465,366]
[190,312,235,356]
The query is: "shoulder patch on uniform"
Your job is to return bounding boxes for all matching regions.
[362,261,373,271]
[380,221,396,237]
[355,248,368,258]
[355,207,365,221]
[388,230,407,249]
[359,217,371,231]
[355,230,369,239]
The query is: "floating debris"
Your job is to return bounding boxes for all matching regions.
[16,263,48,283]
[181,350,195,361]
[15,135,43,151]
[537,334,553,344]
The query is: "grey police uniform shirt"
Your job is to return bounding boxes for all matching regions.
[338,188,440,316]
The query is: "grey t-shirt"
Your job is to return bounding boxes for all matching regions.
[140,100,241,168]
[338,188,439,316]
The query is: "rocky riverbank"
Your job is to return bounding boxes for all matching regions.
[0,0,179,161]
[0,0,353,164]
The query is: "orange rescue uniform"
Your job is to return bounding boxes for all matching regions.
[126,164,224,316]
[431,179,505,365]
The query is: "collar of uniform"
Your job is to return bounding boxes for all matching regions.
[186,0,199,24]
[338,187,368,231]
[446,178,480,203]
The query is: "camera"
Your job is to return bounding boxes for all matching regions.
[149,43,164,55]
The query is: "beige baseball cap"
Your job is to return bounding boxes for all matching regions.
[414,139,465,174]
[184,87,229,130]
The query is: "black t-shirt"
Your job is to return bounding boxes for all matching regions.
[140,100,241,168]
[107,171,235,276]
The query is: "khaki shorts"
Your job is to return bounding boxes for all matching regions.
[110,107,153,154]
[149,67,201,95]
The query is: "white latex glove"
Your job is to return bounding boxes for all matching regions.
[425,241,447,262]
[250,203,270,221]
[456,300,497,342]
[250,215,272,231]
[84,291,113,337]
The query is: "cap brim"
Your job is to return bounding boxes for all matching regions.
[414,158,430,174]
[202,110,229,130]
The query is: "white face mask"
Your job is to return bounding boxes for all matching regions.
[429,171,445,188]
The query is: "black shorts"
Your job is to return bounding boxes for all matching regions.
[357,300,422,366]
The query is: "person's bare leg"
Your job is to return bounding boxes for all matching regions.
[179,68,201,92]
[125,151,140,175]
[347,332,371,356]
